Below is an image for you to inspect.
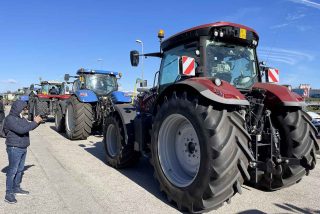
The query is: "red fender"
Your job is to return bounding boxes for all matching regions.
[253,83,304,107]
[181,78,250,106]
[37,94,71,100]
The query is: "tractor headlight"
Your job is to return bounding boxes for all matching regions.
[214,78,222,87]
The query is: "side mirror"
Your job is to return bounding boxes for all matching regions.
[259,61,267,75]
[153,71,159,88]
[30,84,35,91]
[179,56,196,76]
[64,74,70,82]
[130,50,140,67]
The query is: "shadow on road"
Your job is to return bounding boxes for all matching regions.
[49,126,103,140]
[49,126,68,139]
[274,203,320,214]
[1,164,35,174]
[82,140,174,209]
[237,210,266,214]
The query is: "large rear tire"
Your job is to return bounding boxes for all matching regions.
[55,104,65,133]
[28,98,48,121]
[258,109,318,190]
[103,114,139,168]
[37,100,48,117]
[65,96,93,140]
[151,92,251,213]
[27,99,34,121]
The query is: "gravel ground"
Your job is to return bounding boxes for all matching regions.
[0,107,319,214]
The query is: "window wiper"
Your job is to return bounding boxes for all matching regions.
[163,58,178,68]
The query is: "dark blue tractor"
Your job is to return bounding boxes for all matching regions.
[55,68,131,140]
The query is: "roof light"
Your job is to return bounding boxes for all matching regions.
[158,29,165,39]
[252,40,258,45]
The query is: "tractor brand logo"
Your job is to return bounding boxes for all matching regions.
[181,56,195,76]
[79,92,88,97]
[268,68,279,83]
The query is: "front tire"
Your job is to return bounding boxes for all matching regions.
[103,115,139,168]
[65,96,93,140]
[151,92,251,213]
[55,105,65,133]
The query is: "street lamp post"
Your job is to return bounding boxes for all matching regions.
[135,39,144,81]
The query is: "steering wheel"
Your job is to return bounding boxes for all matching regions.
[233,75,252,86]
[233,70,251,86]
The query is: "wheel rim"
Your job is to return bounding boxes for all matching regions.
[158,114,200,187]
[65,105,74,132]
[106,124,118,157]
[55,109,61,127]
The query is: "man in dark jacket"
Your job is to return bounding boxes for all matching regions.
[0,96,5,137]
[3,100,42,203]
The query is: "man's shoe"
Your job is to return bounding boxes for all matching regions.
[4,193,17,204]
[14,188,29,195]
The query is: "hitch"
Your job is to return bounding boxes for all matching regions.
[249,109,296,184]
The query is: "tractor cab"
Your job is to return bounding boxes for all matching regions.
[35,81,63,95]
[131,22,267,92]
[66,68,119,96]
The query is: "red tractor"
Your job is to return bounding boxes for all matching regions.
[28,81,71,121]
[103,22,319,213]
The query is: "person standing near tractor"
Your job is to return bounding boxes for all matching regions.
[3,100,42,203]
[0,95,5,137]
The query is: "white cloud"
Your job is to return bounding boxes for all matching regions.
[258,47,314,65]
[296,25,313,31]
[0,79,18,84]
[288,0,320,9]
[286,12,306,21]
[270,23,290,29]
[223,7,261,21]
[270,9,306,29]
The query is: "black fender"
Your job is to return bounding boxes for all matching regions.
[107,104,137,143]
[113,104,137,126]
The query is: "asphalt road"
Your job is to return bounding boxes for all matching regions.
[0,109,320,213]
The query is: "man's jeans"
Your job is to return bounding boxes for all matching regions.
[6,146,27,193]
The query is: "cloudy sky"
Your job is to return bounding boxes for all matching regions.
[0,0,319,92]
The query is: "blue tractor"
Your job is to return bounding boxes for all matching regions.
[55,68,131,140]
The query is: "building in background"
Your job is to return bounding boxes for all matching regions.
[310,89,320,98]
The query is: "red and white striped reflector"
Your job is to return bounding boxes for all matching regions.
[268,68,279,83]
[181,56,195,76]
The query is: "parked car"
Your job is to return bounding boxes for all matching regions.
[307,111,320,134]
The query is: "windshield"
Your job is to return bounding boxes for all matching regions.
[85,74,117,95]
[206,40,257,89]
[42,84,62,94]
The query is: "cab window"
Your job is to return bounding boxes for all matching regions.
[159,45,197,86]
